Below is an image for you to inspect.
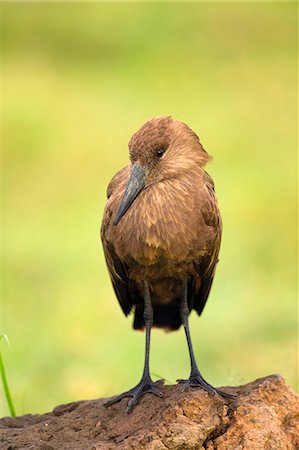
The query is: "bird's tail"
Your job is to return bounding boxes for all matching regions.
[133,304,182,331]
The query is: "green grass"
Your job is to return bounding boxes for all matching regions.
[1,2,298,416]
[0,335,16,417]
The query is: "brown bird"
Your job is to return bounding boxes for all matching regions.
[101,116,232,413]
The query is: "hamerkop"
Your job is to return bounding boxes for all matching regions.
[101,116,233,413]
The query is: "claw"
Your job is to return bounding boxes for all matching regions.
[148,386,164,397]
[176,374,236,399]
[104,390,130,407]
[105,378,164,413]
[215,389,237,399]
[127,396,138,414]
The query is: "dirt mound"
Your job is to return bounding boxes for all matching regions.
[0,374,298,449]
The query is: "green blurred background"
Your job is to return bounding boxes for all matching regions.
[1,3,297,416]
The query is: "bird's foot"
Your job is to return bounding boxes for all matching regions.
[177,371,236,400]
[104,377,164,413]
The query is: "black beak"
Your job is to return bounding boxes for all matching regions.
[113,162,145,226]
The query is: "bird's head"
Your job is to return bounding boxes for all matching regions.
[113,116,211,225]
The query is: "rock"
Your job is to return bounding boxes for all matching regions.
[0,375,298,450]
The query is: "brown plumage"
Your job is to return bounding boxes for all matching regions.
[101,116,233,413]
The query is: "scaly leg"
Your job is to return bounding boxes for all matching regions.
[177,279,235,399]
[104,281,164,413]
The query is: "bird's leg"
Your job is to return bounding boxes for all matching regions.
[104,281,164,413]
[177,279,235,399]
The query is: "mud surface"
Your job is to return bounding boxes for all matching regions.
[1,375,298,449]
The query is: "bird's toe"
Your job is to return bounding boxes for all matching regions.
[126,382,163,413]
[214,389,237,399]
[104,389,132,407]
[106,378,164,414]
[176,374,236,400]
[127,395,138,414]
[148,385,163,397]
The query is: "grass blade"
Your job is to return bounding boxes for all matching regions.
[0,334,16,417]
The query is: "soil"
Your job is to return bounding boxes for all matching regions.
[0,374,298,449]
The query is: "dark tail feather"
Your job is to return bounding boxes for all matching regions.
[133,304,182,331]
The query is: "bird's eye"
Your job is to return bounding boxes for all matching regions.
[156,149,164,158]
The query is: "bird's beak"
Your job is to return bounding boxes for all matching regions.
[113,162,145,226]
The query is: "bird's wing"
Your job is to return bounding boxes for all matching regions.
[101,166,135,316]
[191,172,222,315]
